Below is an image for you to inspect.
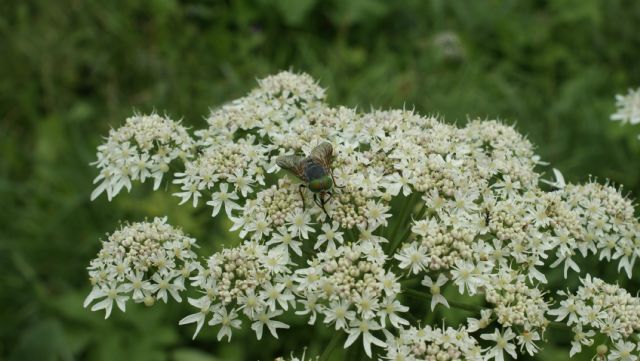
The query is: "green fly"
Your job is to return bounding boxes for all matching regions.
[276,142,341,218]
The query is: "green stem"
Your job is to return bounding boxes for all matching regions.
[387,194,415,243]
[318,331,343,361]
[404,289,482,313]
[388,201,427,255]
[345,228,358,243]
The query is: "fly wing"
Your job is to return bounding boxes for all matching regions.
[276,155,307,181]
[309,142,333,170]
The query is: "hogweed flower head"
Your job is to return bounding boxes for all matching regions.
[611,87,640,125]
[87,71,640,360]
[91,113,196,201]
[84,217,198,317]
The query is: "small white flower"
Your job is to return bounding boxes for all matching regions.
[364,200,391,227]
[480,328,518,361]
[150,273,184,303]
[378,297,409,328]
[267,227,303,257]
[516,328,541,356]
[394,243,428,274]
[260,282,294,311]
[295,293,322,325]
[228,169,254,197]
[467,309,492,332]
[287,210,314,239]
[609,341,638,361]
[315,222,343,250]
[323,300,355,331]
[89,283,129,319]
[251,309,290,340]
[209,306,242,342]
[179,297,211,339]
[421,274,449,310]
[611,87,640,125]
[568,325,595,357]
[206,183,240,217]
[450,259,485,295]
[343,318,386,358]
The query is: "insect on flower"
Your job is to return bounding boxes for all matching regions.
[276,142,341,218]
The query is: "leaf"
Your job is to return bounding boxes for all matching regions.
[173,348,221,361]
[9,319,73,361]
[271,0,317,26]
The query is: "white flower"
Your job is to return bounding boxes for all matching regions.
[364,200,391,227]
[206,183,240,217]
[378,297,409,328]
[87,71,640,356]
[295,293,322,325]
[267,227,303,257]
[173,183,203,207]
[353,292,379,320]
[343,318,386,358]
[84,218,198,316]
[260,282,294,311]
[323,300,355,331]
[260,247,291,275]
[569,325,594,357]
[480,328,518,361]
[150,273,183,303]
[609,341,638,361]
[238,289,264,319]
[228,169,254,197]
[315,222,344,250]
[179,297,211,339]
[611,87,640,125]
[90,113,195,201]
[394,243,428,274]
[421,274,450,310]
[383,170,412,196]
[467,309,492,332]
[516,328,541,356]
[251,309,290,340]
[287,210,314,239]
[209,306,242,342]
[450,259,485,296]
[89,283,129,319]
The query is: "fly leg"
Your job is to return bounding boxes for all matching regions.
[298,184,307,210]
[314,192,331,220]
[331,170,345,190]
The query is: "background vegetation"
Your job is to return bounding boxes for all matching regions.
[2,0,640,360]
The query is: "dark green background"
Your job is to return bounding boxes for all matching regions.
[2,1,640,360]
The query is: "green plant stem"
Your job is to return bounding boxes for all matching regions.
[404,289,482,313]
[387,195,413,244]
[318,332,343,361]
[388,201,427,255]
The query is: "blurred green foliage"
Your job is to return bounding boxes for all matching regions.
[1,0,640,360]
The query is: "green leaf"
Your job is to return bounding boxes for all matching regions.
[10,319,73,361]
[173,348,221,361]
[271,0,317,26]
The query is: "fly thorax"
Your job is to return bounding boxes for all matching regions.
[308,176,333,193]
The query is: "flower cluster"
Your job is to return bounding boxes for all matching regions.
[384,324,482,361]
[181,241,292,341]
[559,181,640,277]
[87,71,640,360]
[91,113,195,201]
[294,242,407,357]
[84,217,198,318]
[549,275,640,357]
[611,87,640,125]
[173,137,268,208]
